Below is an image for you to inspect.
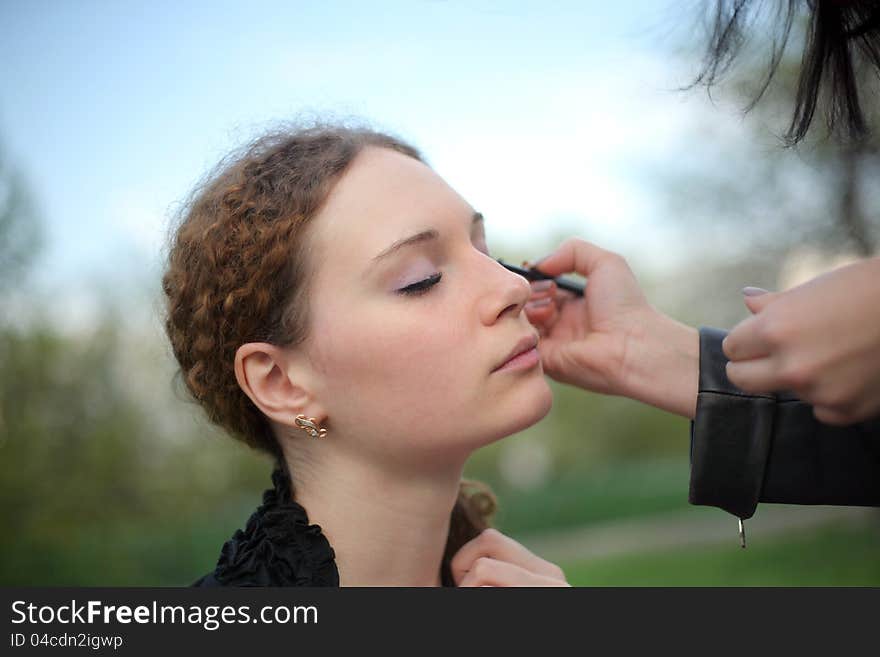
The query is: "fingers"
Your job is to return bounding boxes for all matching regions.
[450,528,563,585]
[726,289,781,359]
[742,289,776,315]
[526,306,554,338]
[725,356,781,393]
[457,556,570,587]
[723,315,774,361]
[813,396,877,426]
[525,280,576,314]
[525,280,560,337]
[530,236,616,279]
[527,279,556,307]
[813,405,855,426]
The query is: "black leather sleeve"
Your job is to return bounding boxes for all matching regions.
[689,327,880,519]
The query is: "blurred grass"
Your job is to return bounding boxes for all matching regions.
[492,458,691,535]
[562,522,880,586]
[6,454,879,586]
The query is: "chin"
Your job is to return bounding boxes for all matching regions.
[513,378,554,430]
[478,377,554,448]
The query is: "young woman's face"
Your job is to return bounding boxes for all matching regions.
[301,146,553,467]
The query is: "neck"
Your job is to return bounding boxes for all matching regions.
[282,443,466,587]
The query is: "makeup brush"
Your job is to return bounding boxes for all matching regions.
[496,258,585,297]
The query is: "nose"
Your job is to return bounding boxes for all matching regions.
[478,255,532,325]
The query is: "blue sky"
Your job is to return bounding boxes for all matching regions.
[1,0,722,315]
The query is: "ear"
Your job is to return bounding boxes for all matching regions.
[234,342,325,427]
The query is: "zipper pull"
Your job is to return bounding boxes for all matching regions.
[738,518,747,549]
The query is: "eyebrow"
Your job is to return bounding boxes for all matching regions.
[370,212,485,265]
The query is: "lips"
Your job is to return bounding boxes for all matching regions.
[493,333,539,372]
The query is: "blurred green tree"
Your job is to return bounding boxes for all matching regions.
[0,136,271,584]
[0,139,41,296]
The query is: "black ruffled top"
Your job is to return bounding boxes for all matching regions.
[192,465,459,587]
[191,465,340,587]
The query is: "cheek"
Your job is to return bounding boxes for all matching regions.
[313,305,472,420]
[309,298,553,458]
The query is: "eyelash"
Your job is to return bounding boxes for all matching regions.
[399,272,442,297]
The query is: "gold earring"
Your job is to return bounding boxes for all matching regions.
[294,414,327,439]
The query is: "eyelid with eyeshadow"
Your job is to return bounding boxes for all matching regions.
[393,227,488,297]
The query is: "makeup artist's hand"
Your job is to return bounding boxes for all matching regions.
[450,528,570,587]
[524,237,699,419]
[724,257,880,425]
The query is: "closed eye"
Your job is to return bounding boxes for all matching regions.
[398,272,442,297]
[396,232,489,298]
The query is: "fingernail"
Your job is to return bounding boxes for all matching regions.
[742,286,768,297]
[526,298,552,309]
[531,280,553,291]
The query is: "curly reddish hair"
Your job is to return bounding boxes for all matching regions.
[162,123,496,565]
